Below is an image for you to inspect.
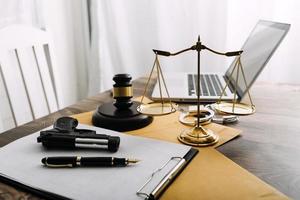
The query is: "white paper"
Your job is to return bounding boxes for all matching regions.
[0,124,191,200]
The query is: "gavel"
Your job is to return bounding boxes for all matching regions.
[92,74,153,132]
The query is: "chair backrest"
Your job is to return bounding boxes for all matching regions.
[0,25,59,132]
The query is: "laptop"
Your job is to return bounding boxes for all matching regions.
[151,20,290,102]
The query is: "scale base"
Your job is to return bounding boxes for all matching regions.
[92,101,153,132]
[178,126,219,146]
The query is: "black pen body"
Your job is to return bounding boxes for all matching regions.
[81,157,126,167]
[42,156,128,167]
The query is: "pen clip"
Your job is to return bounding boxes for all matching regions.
[44,158,74,168]
[44,163,73,168]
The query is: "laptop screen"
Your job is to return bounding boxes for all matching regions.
[225,20,290,98]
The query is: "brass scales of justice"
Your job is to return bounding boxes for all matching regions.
[137,36,255,146]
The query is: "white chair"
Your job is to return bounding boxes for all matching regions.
[0,25,59,132]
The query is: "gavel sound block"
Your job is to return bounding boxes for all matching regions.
[92,74,153,132]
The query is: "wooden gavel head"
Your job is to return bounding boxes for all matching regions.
[112,74,133,110]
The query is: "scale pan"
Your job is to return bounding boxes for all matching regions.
[137,103,176,116]
[214,102,255,115]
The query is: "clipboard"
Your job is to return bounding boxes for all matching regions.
[0,174,70,200]
[0,124,198,200]
[0,148,198,200]
[137,148,198,200]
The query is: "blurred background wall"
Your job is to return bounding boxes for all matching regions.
[0,0,299,132]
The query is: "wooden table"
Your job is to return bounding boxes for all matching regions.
[0,78,300,199]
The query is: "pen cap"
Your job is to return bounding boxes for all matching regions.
[108,136,120,152]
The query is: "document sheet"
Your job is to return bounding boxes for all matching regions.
[0,124,191,200]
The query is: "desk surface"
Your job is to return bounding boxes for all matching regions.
[0,78,300,199]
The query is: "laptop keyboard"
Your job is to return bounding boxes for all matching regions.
[188,74,227,96]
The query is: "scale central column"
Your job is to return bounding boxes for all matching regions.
[177,36,219,147]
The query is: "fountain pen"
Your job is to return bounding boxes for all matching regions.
[41,156,140,168]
